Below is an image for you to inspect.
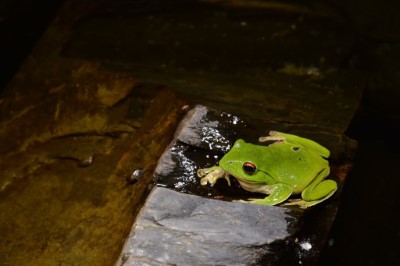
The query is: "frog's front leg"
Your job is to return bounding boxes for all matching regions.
[245,183,293,206]
[259,131,330,158]
[197,166,231,186]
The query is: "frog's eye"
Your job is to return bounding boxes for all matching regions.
[242,162,256,175]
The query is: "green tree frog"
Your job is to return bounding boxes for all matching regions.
[197,131,337,208]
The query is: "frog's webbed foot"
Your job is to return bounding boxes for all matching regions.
[258,130,286,143]
[234,199,248,203]
[237,197,313,208]
[282,199,319,209]
[197,166,231,186]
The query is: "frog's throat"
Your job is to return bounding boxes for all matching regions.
[235,178,273,195]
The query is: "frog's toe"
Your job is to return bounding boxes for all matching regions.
[244,198,280,206]
[197,169,205,177]
[197,167,213,177]
[281,200,306,207]
[233,199,248,203]
[199,177,211,186]
[282,199,320,208]
[233,198,264,204]
[286,198,302,203]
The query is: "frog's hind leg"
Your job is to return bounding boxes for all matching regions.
[283,168,337,208]
[259,131,330,158]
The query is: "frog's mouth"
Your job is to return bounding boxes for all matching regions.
[234,177,273,195]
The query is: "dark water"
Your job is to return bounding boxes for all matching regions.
[321,97,400,265]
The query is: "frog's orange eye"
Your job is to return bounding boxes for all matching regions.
[242,162,256,175]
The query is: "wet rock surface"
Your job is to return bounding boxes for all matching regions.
[117,187,300,266]
[154,105,249,198]
[117,104,356,265]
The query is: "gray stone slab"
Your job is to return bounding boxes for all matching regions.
[118,104,355,265]
[116,187,299,266]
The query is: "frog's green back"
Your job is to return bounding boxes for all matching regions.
[257,142,329,191]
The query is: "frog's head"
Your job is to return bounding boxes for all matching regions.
[219,139,274,185]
